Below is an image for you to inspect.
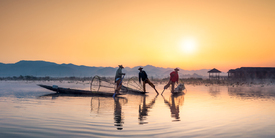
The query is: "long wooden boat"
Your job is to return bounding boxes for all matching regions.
[38,84,118,97]
[39,93,129,100]
[121,86,148,95]
[171,91,185,96]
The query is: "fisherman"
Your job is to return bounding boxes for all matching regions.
[163,68,179,93]
[115,65,126,94]
[138,67,159,94]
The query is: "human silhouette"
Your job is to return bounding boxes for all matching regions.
[138,67,159,94]
[115,65,126,94]
[162,68,179,94]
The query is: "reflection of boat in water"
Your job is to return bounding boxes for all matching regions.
[38,84,119,97]
[39,92,128,130]
[162,93,184,121]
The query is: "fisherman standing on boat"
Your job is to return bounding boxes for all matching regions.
[163,68,179,94]
[115,65,125,94]
[138,67,159,94]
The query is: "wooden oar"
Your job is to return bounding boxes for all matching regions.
[161,89,165,95]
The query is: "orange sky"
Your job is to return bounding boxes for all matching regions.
[0,0,275,72]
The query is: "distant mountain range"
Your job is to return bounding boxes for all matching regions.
[0,60,214,78]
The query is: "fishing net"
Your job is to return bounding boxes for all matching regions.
[90,75,116,92]
[90,75,101,92]
[90,75,144,93]
[126,77,143,92]
[174,83,187,93]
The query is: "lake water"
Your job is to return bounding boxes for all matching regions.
[1,81,275,138]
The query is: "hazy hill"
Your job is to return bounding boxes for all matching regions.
[0,60,212,78]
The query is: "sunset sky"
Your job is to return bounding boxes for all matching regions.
[0,0,274,72]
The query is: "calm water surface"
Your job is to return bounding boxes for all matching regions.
[1,81,275,138]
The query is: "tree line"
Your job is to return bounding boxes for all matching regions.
[0,75,93,81]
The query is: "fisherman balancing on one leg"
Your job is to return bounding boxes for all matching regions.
[162,68,179,95]
[115,65,126,95]
[138,67,159,94]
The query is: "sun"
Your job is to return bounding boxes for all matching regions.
[180,37,197,54]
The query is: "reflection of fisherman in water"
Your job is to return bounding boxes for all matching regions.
[90,97,127,130]
[139,95,158,125]
[162,94,184,121]
[114,97,127,130]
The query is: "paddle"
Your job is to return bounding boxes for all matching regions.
[161,82,176,95]
[161,89,165,95]
[113,75,125,98]
[161,83,168,95]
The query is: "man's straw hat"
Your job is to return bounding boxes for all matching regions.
[118,65,124,68]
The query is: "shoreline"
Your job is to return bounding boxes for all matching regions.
[1,77,275,87]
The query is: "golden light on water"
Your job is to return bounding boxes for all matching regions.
[1,81,275,137]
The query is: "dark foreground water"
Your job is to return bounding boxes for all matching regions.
[1,81,275,138]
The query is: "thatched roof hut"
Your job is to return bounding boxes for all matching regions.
[208,68,221,79]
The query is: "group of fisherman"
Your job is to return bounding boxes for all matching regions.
[114,65,179,95]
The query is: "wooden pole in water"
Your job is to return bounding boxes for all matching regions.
[161,89,165,95]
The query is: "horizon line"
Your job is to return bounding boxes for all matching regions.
[0,59,213,71]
